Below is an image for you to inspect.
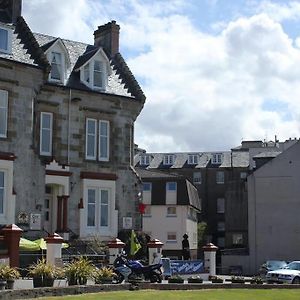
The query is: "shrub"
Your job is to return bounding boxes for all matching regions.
[93,266,116,284]
[168,275,184,283]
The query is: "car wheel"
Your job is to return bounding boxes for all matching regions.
[292,277,300,284]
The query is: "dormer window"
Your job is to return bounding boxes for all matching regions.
[212,153,223,164]
[77,48,111,91]
[188,154,198,165]
[81,59,107,90]
[164,154,175,165]
[50,52,62,80]
[140,155,151,166]
[0,26,12,54]
[43,38,70,84]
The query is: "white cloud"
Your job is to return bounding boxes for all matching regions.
[256,1,300,22]
[22,1,300,152]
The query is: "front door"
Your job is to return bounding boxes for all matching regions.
[44,185,53,234]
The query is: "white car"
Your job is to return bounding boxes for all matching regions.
[266,261,300,284]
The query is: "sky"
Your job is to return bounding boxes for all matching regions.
[23,0,300,152]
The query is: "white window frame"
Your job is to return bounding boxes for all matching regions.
[140,155,151,166]
[163,154,175,165]
[99,120,110,161]
[85,118,97,160]
[217,198,225,213]
[81,59,107,90]
[167,232,177,242]
[193,172,202,184]
[166,182,177,191]
[212,153,223,164]
[40,112,53,156]
[50,51,63,82]
[188,154,198,165]
[0,170,5,215]
[86,187,110,230]
[143,182,152,192]
[0,90,8,138]
[0,26,12,54]
[216,171,225,184]
[167,206,177,216]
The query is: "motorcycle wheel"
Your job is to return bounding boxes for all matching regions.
[114,272,124,284]
[150,273,162,283]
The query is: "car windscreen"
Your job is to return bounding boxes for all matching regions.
[285,262,300,270]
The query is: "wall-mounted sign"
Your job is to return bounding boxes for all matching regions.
[30,214,41,230]
[122,217,132,229]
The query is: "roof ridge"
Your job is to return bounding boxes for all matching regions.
[15,16,50,71]
[112,53,146,102]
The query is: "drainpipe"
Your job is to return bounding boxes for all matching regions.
[67,89,72,165]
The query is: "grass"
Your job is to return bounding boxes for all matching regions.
[38,289,300,300]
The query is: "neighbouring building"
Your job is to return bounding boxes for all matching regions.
[222,138,300,275]
[136,168,201,259]
[0,0,145,241]
[134,150,249,252]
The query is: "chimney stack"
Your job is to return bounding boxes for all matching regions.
[94,20,120,58]
[0,0,22,24]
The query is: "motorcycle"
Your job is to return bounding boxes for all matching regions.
[113,254,163,283]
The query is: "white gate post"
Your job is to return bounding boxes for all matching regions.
[202,243,218,276]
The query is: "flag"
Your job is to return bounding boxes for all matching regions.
[130,230,141,256]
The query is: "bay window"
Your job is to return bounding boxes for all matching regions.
[86,187,110,230]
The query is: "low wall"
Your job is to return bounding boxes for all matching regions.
[2,282,300,299]
[221,255,251,275]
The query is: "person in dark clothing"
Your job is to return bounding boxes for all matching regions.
[182,234,191,260]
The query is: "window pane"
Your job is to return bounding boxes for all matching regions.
[0,110,7,136]
[86,119,96,159]
[87,189,96,227]
[143,183,151,191]
[51,52,61,80]
[42,114,51,129]
[0,29,8,50]
[100,190,108,227]
[84,64,90,82]
[87,135,95,157]
[99,121,109,160]
[41,130,50,152]
[94,61,103,87]
[167,182,176,191]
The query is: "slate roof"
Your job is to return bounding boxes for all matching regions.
[253,151,282,158]
[0,17,145,101]
[134,151,249,169]
[136,168,183,180]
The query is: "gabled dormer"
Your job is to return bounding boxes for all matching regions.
[0,24,13,54]
[42,38,71,84]
[75,47,111,91]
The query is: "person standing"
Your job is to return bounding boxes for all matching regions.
[182,234,191,260]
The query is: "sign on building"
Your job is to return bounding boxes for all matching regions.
[30,213,42,230]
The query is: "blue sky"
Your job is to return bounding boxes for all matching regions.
[23,0,300,152]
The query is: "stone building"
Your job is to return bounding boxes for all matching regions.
[0,0,145,241]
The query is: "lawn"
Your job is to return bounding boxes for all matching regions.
[39,289,300,300]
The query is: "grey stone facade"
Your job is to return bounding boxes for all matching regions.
[0,2,145,240]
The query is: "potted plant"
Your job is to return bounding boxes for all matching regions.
[168,274,184,284]
[64,256,95,286]
[250,276,263,284]
[28,258,60,288]
[210,275,224,283]
[187,275,203,283]
[0,265,20,289]
[93,266,116,284]
[231,276,245,284]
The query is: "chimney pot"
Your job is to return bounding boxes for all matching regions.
[94,20,120,58]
